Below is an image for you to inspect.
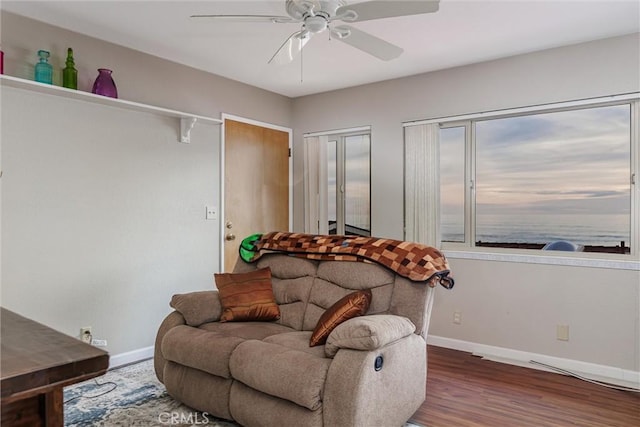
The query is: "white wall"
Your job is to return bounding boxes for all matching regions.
[2,87,220,358]
[0,12,292,361]
[292,34,640,374]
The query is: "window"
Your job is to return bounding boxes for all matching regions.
[304,128,371,237]
[438,99,638,256]
[440,125,466,243]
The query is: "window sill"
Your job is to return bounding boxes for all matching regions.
[443,249,640,271]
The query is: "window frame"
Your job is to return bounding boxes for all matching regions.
[327,131,372,236]
[436,95,640,261]
[303,126,372,237]
[439,121,472,245]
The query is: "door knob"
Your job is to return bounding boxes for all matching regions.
[225,233,236,241]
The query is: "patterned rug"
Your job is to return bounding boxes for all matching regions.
[64,358,425,426]
[64,359,236,427]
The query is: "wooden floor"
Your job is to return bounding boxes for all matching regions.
[410,346,640,427]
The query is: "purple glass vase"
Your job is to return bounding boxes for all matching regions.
[91,68,118,98]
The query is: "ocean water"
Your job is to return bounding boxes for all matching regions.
[442,214,630,247]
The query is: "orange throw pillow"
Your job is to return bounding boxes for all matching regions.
[309,289,372,347]
[215,267,280,322]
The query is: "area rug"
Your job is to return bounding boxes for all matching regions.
[64,358,424,426]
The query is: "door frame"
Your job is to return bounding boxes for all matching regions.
[219,113,293,272]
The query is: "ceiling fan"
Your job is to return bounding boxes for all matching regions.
[191,0,440,64]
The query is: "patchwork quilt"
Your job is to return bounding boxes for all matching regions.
[239,232,454,289]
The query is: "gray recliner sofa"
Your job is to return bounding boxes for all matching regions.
[155,253,437,427]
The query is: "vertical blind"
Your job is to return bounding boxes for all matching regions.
[404,123,441,247]
[303,135,328,234]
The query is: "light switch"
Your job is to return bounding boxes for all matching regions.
[206,206,217,220]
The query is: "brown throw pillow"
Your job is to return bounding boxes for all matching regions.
[215,267,280,322]
[309,289,372,347]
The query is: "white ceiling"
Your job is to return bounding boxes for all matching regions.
[2,0,639,98]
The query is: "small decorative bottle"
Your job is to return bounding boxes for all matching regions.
[34,50,53,84]
[62,48,77,89]
[91,68,118,98]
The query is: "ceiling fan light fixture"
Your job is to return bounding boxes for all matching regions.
[305,15,328,33]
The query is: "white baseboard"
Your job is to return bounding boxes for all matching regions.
[108,345,154,369]
[427,335,640,390]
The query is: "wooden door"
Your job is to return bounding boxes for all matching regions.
[224,119,290,272]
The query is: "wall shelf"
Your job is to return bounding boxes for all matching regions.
[0,74,222,143]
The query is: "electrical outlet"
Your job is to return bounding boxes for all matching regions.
[453,311,462,325]
[557,324,569,341]
[80,327,92,343]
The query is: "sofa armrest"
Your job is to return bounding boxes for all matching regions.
[324,333,426,426]
[324,314,416,358]
[170,290,222,327]
[154,311,186,383]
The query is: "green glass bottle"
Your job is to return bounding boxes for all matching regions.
[62,48,77,89]
[34,50,53,84]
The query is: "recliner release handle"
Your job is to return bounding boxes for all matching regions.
[374,355,383,371]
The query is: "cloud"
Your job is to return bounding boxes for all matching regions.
[477,105,629,210]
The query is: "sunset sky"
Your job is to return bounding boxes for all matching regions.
[440,103,631,217]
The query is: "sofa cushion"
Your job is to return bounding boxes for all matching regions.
[309,289,372,347]
[162,322,296,378]
[230,381,323,427]
[256,255,317,330]
[163,362,234,420]
[215,267,280,322]
[256,254,318,279]
[302,277,392,331]
[161,325,244,378]
[263,331,326,358]
[199,321,294,340]
[324,314,416,357]
[316,260,394,289]
[229,340,331,411]
[303,279,364,331]
[271,276,314,330]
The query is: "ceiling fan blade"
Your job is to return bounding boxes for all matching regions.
[332,25,403,61]
[269,30,312,65]
[190,14,297,24]
[336,0,439,22]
